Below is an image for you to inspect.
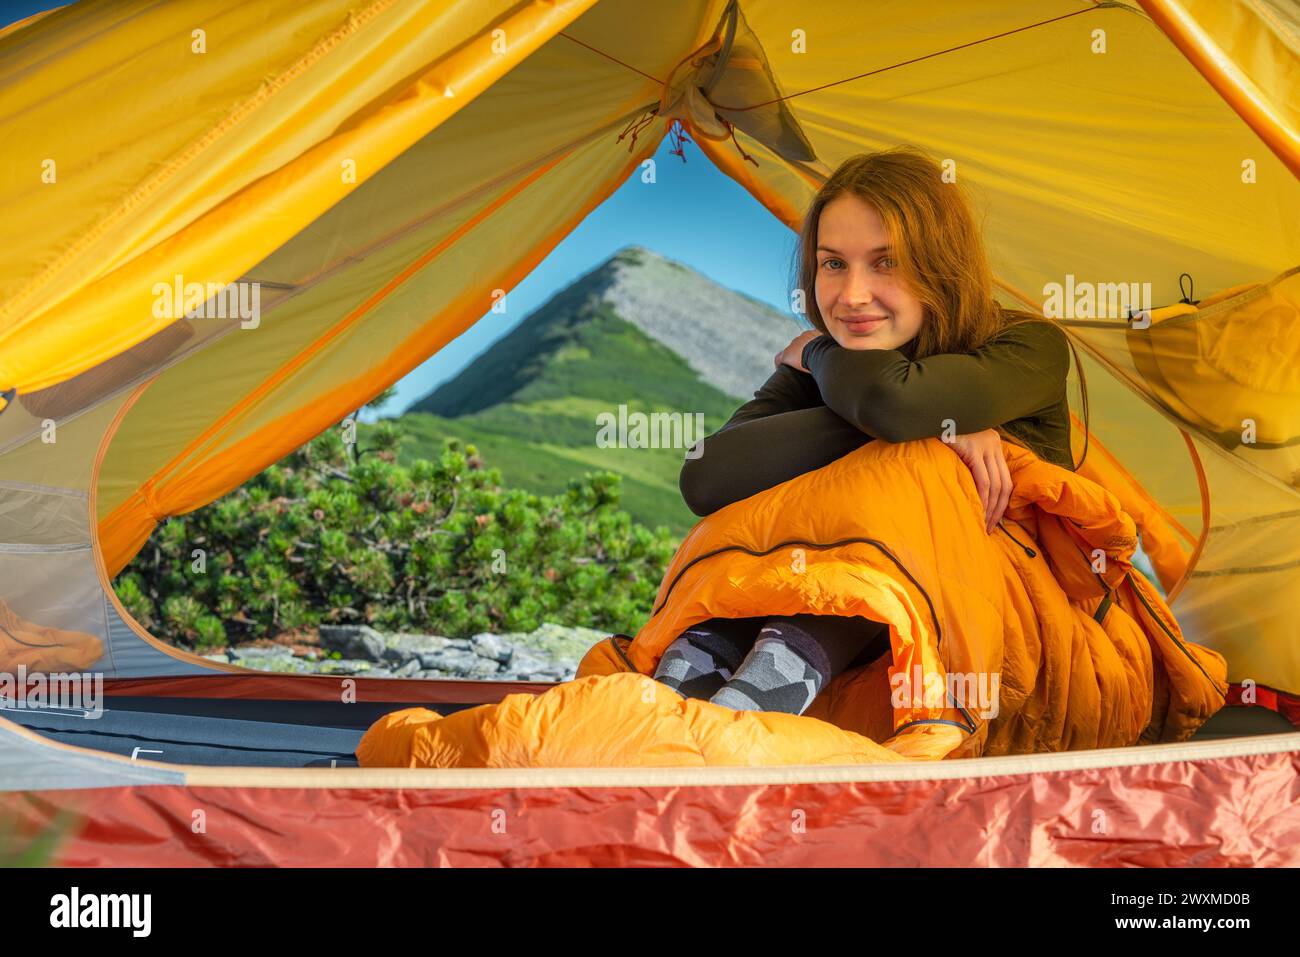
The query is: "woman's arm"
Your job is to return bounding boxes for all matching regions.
[678,321,1070,518]
[716,362,822,431]
[680,405,871,516]
[680,363,859,517]
[798,320,1071,443]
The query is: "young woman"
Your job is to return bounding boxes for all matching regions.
[655,146,1080,716]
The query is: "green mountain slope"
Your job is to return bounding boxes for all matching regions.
[392,246,800,537]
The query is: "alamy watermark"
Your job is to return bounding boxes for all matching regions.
[50,887,150,937]
[891,665,1000,720]
[595,404,706,458]
[1042,275,1152,327]
[152,273,260,329]
[0,666,103,717]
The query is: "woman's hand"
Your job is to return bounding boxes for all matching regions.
[776,330,823,372]
[944,429,1011,533]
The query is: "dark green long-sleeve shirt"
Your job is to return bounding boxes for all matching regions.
[679,319,1073,517]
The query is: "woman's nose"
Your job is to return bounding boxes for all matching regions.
[844,266,875,305]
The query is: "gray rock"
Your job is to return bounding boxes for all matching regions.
[499,655,576,681]
[470,632,512,664]
[233,654,314,674]
[506,649,553,674]
[417,649,500,677]
[509,621,608,662]
[318,624,386,662]
[232,623,598,681]
[381,632,470,665]
[392,658,424,678]
[316,659,374,675]
[229,644,294,659]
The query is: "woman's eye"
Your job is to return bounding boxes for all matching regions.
[876,257,896,270]
[821,258,843,270]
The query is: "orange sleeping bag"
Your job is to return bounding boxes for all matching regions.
[357,437,1228,768]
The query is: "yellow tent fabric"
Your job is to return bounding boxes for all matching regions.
[0,0,1296,706]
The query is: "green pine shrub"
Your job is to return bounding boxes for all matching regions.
[115,410,679,649]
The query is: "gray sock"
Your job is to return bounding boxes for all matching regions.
[709,629,824,715]
[653,622,753,699]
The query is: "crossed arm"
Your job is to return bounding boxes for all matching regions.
[679,320,1069,517]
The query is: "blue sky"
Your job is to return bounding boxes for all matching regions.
[1,0,54,27]
[371,133,800,419]
[4,1,800,420]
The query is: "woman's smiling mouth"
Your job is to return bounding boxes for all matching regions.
[840,314,887,333]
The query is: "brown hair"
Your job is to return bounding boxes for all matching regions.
[789,145,1089,469]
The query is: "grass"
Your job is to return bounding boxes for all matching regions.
[386,302,746,538]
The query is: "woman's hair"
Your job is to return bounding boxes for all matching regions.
[789,145,1089,469]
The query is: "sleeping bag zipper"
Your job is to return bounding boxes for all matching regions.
[1124,571,1229,697]
[606,633,637,672]
[1028,522,1225,698]
[996,520,1037,558]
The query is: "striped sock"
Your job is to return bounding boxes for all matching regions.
[709,629,825,715]
[653,618,759,700]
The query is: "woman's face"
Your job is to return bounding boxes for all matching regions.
[814,193,925,351]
